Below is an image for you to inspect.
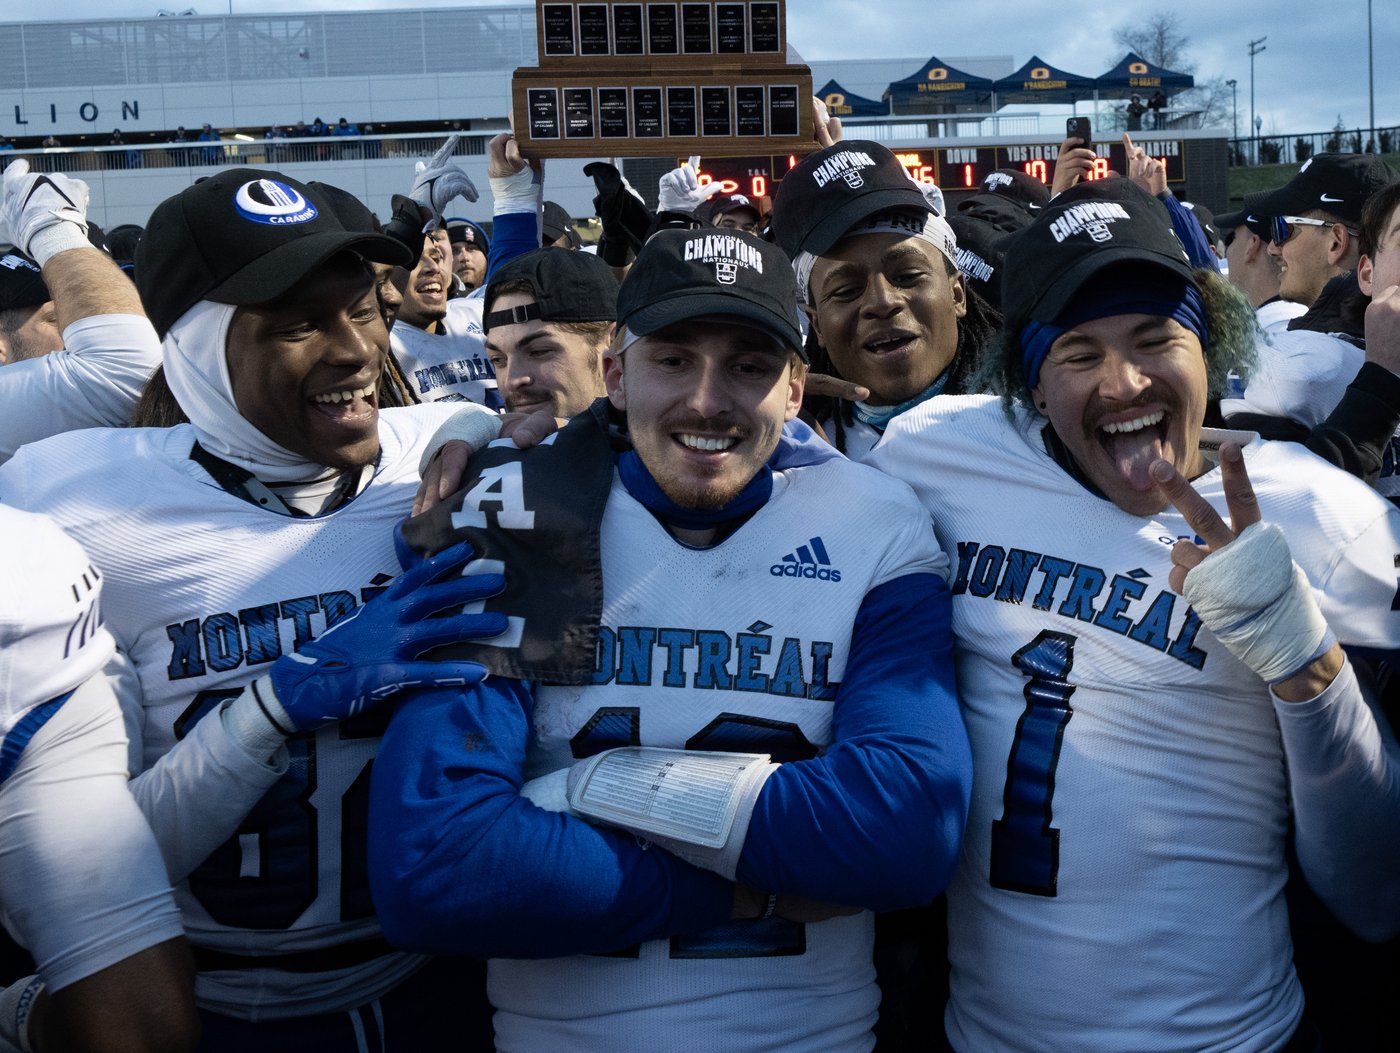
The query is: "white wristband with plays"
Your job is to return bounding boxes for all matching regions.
[565,747,778,881]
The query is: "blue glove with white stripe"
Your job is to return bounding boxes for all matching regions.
[261,541,507,733]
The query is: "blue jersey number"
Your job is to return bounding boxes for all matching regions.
[174,691,388,929]
[572,707,817,958]
[990,631,1077,897]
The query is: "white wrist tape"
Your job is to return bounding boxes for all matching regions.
[489,165,541,215]
[1181,522,1334,684]
[566,747,778,881]
[519,768,576,814]
[418,405,504,476]
[0,975,43,1053]
[27,222,89,268]
[221,678,293,764]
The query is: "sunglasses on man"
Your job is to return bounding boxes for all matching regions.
[1269,214,1361,245]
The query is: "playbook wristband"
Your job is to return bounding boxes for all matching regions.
[27,221,89,268]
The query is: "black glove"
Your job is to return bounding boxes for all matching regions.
[584,162,653,264]
[382,194,434,268]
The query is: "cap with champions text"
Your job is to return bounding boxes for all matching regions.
[617,228,805,358]
[1248,153,1397,225]
[1000,179,1195,334]
[770,140,933,259]
[0,251,50,312]
[483,247,618,332]
[135,168,414,338]
[947,195,1032,310]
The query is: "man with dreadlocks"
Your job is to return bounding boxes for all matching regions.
[770,141,1001,457]
[865,178,1400,1053]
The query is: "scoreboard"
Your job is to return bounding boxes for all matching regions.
[693,139,1187,196]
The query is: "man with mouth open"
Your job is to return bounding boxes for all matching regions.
[0,168,508,1049]
[864,178,1400,1052]
[367,228,973,1052]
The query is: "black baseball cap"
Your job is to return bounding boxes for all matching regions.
[1216,203,1271,241]
[617,228,804,358]
[136,169,414,338]
[970,168,1049,213]
[1000,179,1194,334]
[696,192,763,226]
[483,247,618,332]
[771,140,932,259]
[542,201,581,248]
[947,196,1032,310]
[445,217,490,253]
[1181,201,1219,246]
[1248,153,1397,225]
[0,252,50,312]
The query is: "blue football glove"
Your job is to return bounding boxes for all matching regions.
[262,541,508,733]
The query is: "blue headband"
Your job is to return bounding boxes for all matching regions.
[1020,275,1208,390]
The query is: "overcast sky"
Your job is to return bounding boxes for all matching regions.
[3,0,1393,138]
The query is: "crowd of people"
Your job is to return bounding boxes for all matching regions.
[0,97,1397,1053]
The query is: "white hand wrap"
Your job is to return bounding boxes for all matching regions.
[1181,522,1335,685]
[220,678,293,764]
[417,405,504,476]
[565,747,778,881]
[489,164,542,215]
[519,768,576,814]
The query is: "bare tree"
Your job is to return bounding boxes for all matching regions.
[1111,14,1230,129]
[1114,14,1195,73]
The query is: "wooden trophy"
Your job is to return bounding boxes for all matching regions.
[512,1,813,158]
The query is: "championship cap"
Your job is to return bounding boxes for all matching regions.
[617,228,805,358]
[445,217,491,254]
[970,168,1050,213]
[1000,179,1194,334]
[1248,153,1397,225]
[136,168,414,338]
[770,140,933,258]
[542,201,582,248]
[0,251,50,312]
[483,247,618,332]
[695,192,763,226]
[946,195,1033,310]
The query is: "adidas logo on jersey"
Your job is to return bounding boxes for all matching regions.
[771,536,842,582]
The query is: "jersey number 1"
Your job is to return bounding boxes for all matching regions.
[990,630,1077,897]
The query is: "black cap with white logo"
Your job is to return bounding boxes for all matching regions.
[136,168,413,338]
[483,247,618,332]
[770,140,932,259]
[0,251,50,312]
[617,228,805,358]
[971,168,1049,213]
[1248,152,1397,225]
[1000,179,1194,333]
[1216,202,1271,241]
[947,195,1032,310]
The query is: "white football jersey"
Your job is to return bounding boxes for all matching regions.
[0,404,462,1019]
[866,395,1400,1053]
[0,505,114,735]
[390,298,501,406]
[490,460,948,1053]
[1220,328,1363,429]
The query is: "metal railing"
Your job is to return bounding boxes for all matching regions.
[1226,125,1399,166]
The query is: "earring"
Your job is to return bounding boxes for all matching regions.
[1037,401,1047,410]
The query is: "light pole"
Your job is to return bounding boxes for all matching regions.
[1368,0,1376,152]
[1248,37,1267,165]
[1227,79,1238,162]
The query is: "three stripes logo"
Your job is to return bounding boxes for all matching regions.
[770,536,842,582]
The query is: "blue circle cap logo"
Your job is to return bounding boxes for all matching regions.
[233,179,318,226]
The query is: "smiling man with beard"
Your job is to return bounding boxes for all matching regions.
[367,227,972,1053]
[864,178,1400,1053]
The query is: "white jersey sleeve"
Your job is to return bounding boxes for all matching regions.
[0,314,160,463]
[1219,328,1363,428]
[0,505,114,735]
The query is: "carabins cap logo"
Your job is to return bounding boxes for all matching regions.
[233,179,318,226]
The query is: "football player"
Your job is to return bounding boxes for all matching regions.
[865,178,1400,1052]
[367,228,973,1052]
